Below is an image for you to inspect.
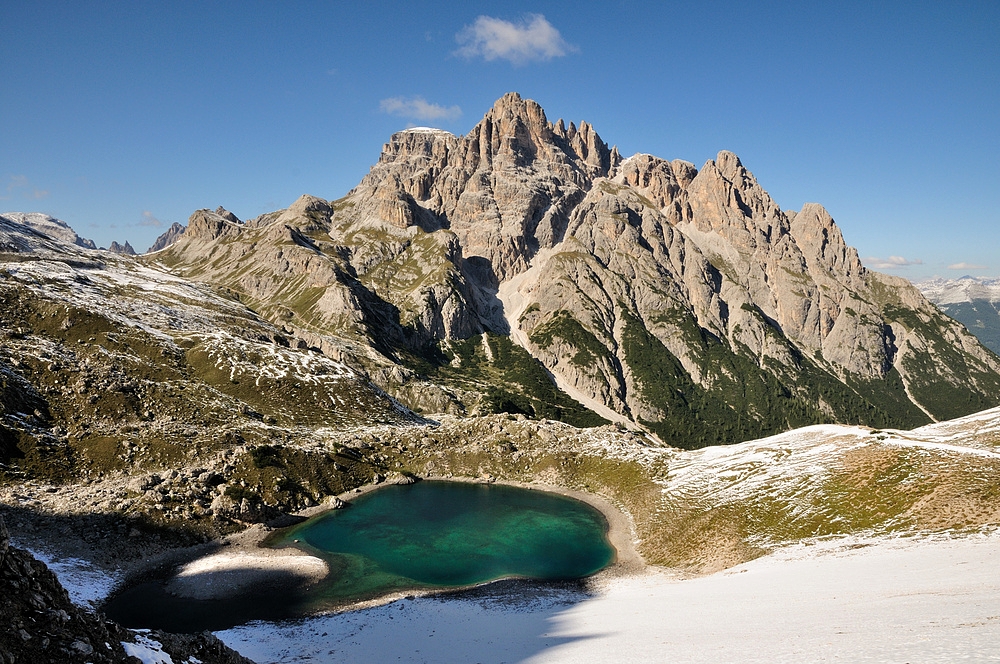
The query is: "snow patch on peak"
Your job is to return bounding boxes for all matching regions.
[620,152,655,165]
[402,127,454,135]
[915,276,1000,305]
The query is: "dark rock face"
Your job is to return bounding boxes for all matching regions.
[107,241,136,256]
[0,517,253,664]
[146,222,186,253]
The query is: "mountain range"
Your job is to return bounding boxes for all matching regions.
[916,276,1000,355]
[3,90,1000,462]
[139,92,1000,446]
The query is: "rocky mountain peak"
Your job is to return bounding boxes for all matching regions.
[714,150,744,179]
[789,203,866,286]
[488,91,547,128]
[468,91,560,168]
[186,207,243,241]
[462,92,612,178]
[153,93,1000,443]
[147,221,186,253]
[377,127,458,167]
[277,194,332,230]
[215,206,241,224]
[107,240,136,256]
[611,154,690,222]
[686,150,787,240]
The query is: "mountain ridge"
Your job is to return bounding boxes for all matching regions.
[146,92,1000,446]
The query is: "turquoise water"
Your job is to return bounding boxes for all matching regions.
[102,481,615,632]
[278,481,615,606]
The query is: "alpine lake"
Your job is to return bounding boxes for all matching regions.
[103,481,616,632]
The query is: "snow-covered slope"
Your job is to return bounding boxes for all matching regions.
[0,213,416,500]
[603,406,1000,571]
[0,211,97,250]
[218,531,1000,664]
[215,406,1000,662]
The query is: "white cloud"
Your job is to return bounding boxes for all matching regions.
[455,14,576,65]
[948,262,987,270]
[864,255,923,269]
[379,96,462,122]
[138,210,164,228]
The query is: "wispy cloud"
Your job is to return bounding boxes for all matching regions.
[948,261,987,270]
[455,14,576,65]
[379,96,462,122]
[864,255,923,269]
[138,210,164,228]
[8,175,28,188]
[3,174,48,201]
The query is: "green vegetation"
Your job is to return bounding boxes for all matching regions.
[530,310,614,369]
[622,310,822,448]
[938,300,1000,356]
[249,444,283,469]
[406,333,608,428]
[623,306,933,449]
[518,302,540,323]
[884,304,1000,420]
[224,443,384,510]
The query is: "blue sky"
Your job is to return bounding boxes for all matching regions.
[2,1,997,279]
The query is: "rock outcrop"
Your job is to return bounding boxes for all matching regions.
[0,517,252,664]
[107,240,136,256]
[147,222,186,253]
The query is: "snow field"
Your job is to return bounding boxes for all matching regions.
[218,531,1000,663]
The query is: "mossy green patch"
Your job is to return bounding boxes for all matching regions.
[622,307,932,448]
[530,310,613,369]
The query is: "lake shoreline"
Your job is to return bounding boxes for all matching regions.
[171,474,648,610]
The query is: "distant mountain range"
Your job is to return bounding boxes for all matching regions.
[0,212,97,250]
[0,211,136,255]
[915,276,1000,355]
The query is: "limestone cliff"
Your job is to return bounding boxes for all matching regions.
[153,93,1000,446]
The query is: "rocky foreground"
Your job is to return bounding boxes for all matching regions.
[0,516,251,664]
